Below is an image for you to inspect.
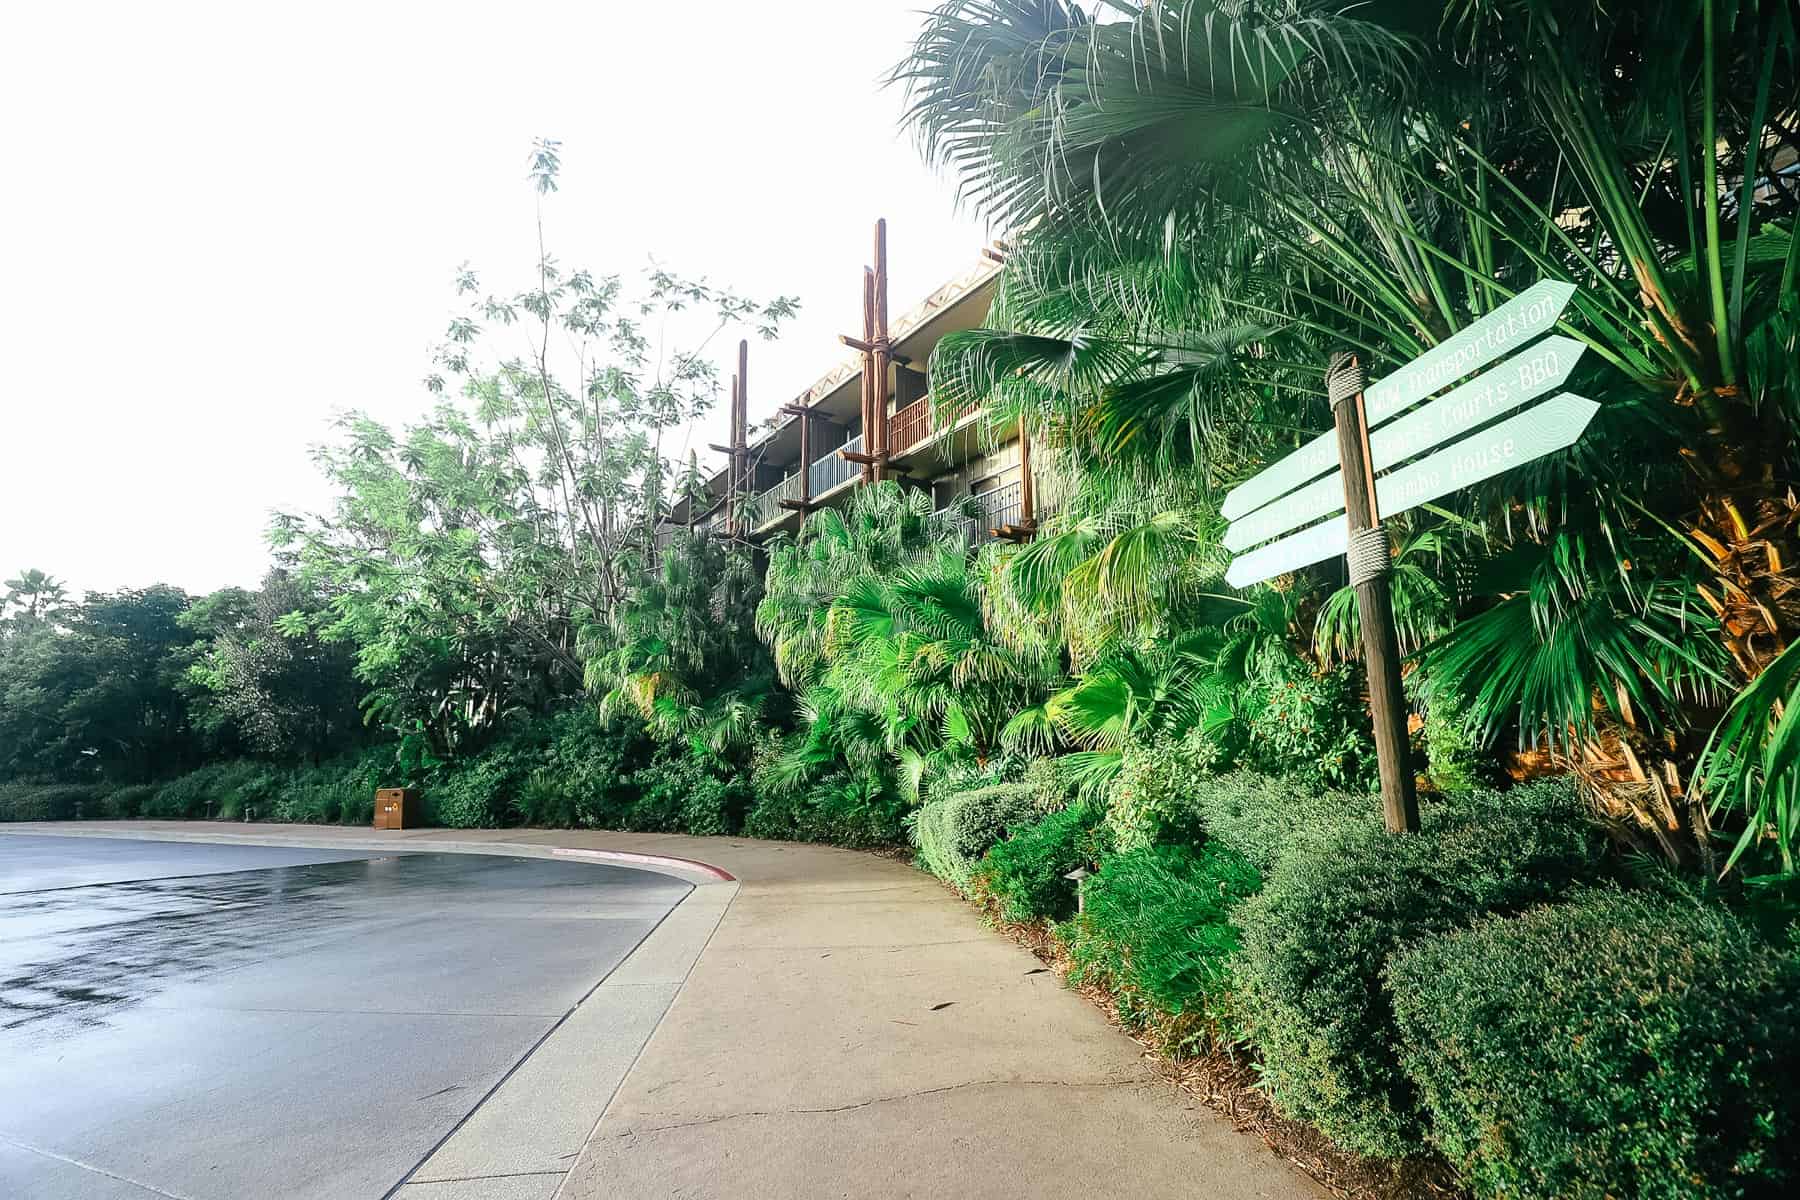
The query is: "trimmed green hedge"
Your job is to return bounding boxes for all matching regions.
[1063,842,1261,1044]
[974,802,1107,922]
[911,780,1041,893]
[1230,778,1600,1158]
[1187,768,1379,875]
[1390,887,1800,1200]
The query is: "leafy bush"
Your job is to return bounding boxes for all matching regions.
[1409,676,1489,795]
[100,783,160,819]
[144,762,273,820]
[1390,888,1800,1200]
[1241,655,1378,792]
[536,708,654,827]
[270,751,388,824]
[974,802,1108,922]
[427,751,528,829]
[745,768,905,847]
[1231,778,1600,1158]
[1187,769,1378,875]
[625,744,752,835]
[1105,730,1221,851]
[1063,843,1262,1046]
[910,780,1040,893]
[0,781,104,821]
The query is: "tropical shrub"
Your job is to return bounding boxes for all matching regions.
[1104,730,1222,851]
[973,802,1108,922]
[99,783,160,819]
[745,767,905,847]
[1410,676,1488,795]
[910,780,1041,893]
[144,761,279,821]
[1241,656,1377,793]
[427,752,528,829]
[625,743,753,835]
[1390,888,1800,1200]
[270,751,388,825]
[0,781,103,821]
[1063,842,1262,1047]
[1231,779,1600,1157]
[1186,769,1377,876]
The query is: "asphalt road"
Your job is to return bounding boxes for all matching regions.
[0,834,690,1199]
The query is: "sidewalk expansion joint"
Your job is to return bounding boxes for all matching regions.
[621,1076,1141,1135]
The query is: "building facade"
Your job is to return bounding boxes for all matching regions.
[669,223,1047,548]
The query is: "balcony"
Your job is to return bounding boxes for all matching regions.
[889,396,978,458]
[935,478,1025,551]
[810,433,863,497]
[746,471,805,532]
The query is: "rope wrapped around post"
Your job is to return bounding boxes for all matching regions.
[1347,525,1392,586]
[1326,351,1365,409]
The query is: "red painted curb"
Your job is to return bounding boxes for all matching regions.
[550,846,736,883]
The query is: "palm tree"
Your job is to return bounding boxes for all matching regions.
[3,569,68,621]
[897,0,1800,870]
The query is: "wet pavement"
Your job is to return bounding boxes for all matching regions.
[0,834,690,1199]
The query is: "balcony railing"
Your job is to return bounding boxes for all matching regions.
[935,478,1026,551]
[889,396,978,457]
[889,399,932,456]
[747,471,805,531]
[810,433,862,496]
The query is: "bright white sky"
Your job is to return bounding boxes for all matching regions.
[0,1,988,597]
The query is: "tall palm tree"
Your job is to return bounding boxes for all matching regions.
[898,0,1800,869]
[3,569,69,621]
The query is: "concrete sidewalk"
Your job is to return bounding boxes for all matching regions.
[8,822,1323,1199]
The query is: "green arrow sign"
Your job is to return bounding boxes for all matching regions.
[1222,337,1585,553]
[1219,280,1575,522]
[1364,279,1575,425]
[1224,392,1599,587]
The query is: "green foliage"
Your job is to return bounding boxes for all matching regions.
[1240,654,1377,793]
[974,803,1108,923]
[99,783,160,819]
[1186,769,1378,876]
[1390,888,1800,1200]
[1063,843,1262,1045]
[1409,676,1489,795]
[625,743,752,835]
[427,753,527,829]
[910,778,1043,893]
[1104,729,1222,851]
[744,760,905,848]
[0,781,104,822]
[1231,779,1601,1158]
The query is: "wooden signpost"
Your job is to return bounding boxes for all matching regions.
[1221,280,1596,833]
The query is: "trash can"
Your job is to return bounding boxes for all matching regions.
[374,787,420,829]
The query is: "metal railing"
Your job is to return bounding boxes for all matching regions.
[747,471,805,531]
[935,478,1026,551]
[810,433,862,496]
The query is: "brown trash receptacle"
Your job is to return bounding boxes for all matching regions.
[374,787,420,829]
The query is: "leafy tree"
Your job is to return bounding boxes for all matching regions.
[183,570,365,762]
[274,140,796,757]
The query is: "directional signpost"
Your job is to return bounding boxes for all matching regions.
[1221,280,1597,833]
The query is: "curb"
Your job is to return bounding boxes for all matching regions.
[0,824,738,888]
[550,846,736,883]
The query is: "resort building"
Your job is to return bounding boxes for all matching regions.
[669,221,1046,547]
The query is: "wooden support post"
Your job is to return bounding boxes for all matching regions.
[860,267,877,485]
[871,218,890,485]
[1328,353,1419,834]
[794,397,812,505]
[725,373,740,535]
[1019,426,1035,529]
